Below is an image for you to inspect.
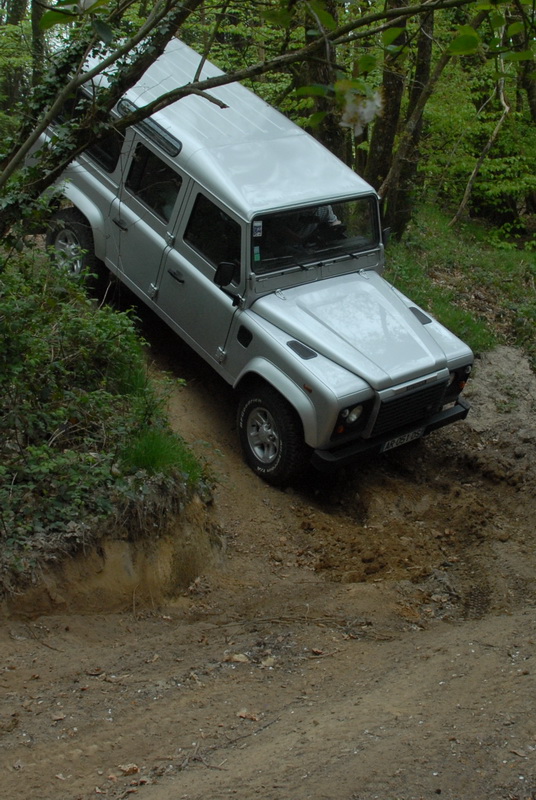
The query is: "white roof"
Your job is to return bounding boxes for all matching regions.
[118,39,376,219]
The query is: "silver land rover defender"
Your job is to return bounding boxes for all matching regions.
[46,39,473,485]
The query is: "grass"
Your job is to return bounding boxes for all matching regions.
[121,427,204,483]
[386,204,536,367]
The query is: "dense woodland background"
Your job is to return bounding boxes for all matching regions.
[0,0,535,241]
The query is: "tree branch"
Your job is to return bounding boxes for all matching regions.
[449,79,511,227]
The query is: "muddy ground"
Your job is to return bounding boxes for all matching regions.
[1,330,536,800]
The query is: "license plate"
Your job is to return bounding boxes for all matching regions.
[381,428,424,452]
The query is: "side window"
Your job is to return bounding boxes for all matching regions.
[125,143,182,222]
[56,90,123,174]
[86,127,124,173]
[184,194,241,270]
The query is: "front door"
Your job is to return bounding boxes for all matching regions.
[155,191,244,370]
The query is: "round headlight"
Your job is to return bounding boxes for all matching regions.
[347,404,363,424]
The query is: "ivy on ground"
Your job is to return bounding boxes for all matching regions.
[0,247,205,592]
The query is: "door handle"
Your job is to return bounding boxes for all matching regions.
[112,217,128,231]
[168,267,185,284]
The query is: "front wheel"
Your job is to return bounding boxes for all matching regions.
[237,385,308,485]
[46,208,98,275]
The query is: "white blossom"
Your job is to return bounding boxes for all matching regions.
[340,91,383,137]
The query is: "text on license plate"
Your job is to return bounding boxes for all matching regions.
[381,428,425,452]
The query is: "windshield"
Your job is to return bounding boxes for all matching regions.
[251,196,379,274]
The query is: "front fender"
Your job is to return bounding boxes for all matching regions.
[234,357,318,446]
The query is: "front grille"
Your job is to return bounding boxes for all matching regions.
[370,381,447,438]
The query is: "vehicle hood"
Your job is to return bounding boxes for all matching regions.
[251,271,451,389]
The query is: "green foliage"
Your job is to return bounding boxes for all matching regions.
[0,247,205,589]
[470,114,536,220]
[0,22,32,136]
[421,51,536,228]
[386,204,536,368]
[121,427,204,483]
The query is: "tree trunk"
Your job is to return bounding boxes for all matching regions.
[520,59,536,122]
[5,0,27,25]
[363,1,408,190]
[303,0,348,163]
[386,11,434,237]
[31,0,46,87]
[380,10,488,206]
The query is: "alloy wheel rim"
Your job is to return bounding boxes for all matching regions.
[246,407,280,464]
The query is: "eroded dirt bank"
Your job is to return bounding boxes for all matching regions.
[1,343,535,800]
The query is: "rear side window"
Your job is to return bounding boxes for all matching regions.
[87,128,124,173]
[184,194,241,268]
[125,143,182,222]
[56,90,124,174]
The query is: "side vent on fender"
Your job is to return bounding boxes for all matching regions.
[410,307,432,325]
[287,340,317,360]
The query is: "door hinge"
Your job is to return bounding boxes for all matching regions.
[166,232,175,247]
[148,283,158,299]
[215,346,226,364]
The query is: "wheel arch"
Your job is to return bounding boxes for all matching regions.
[234,358,317,447]
[59,185,107,260]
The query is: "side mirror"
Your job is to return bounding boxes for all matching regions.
[215,261,236,288]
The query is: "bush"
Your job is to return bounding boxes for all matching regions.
[0,247,205,592]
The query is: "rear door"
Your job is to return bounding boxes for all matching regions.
[107,136,186,301]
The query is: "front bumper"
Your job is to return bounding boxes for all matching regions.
[311,397,470,470]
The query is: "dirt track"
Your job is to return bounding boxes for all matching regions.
[1,334,536,800]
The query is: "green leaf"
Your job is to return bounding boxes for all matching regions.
[488,36,504,50]
[457,24,480,35]
[382,27,404,46]
[357,54,377,74]
[39,8,78,29]
[334,78,368,95]
[307,111,327,128]
[92,18,113,44]
[502,49,534,61]
[448,31,480,55]
[309,0,337,30]
[489,12,505,29]
[507,21,525,38]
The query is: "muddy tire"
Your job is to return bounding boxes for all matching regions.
[237,385,308,485]
[46,208,98,275]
